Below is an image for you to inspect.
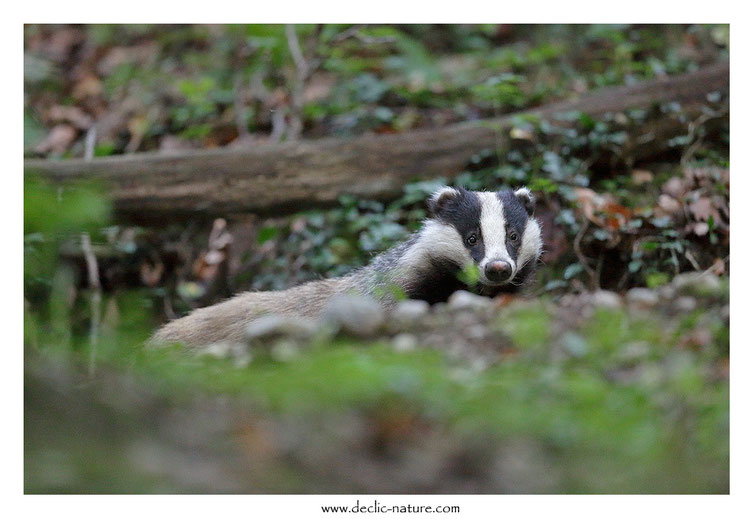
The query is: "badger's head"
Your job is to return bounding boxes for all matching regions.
[426,186,543,289]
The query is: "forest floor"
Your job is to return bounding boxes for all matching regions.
[25,272,728,493]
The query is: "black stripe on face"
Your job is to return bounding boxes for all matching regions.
[432,188,485,263]
[497,190,528,262]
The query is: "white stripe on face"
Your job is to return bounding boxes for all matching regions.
[399,219,473,273]
[477,192,514,272]
[518,218,543,269]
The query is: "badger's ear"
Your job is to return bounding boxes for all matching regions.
[514,187,535,216]
[427,186,460,217]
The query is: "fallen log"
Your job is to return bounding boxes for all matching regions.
[25,63,728,221]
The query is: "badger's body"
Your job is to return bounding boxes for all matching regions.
[152,186,543,347]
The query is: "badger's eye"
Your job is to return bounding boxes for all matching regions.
[509,231,519,242]
[466,234,477,246]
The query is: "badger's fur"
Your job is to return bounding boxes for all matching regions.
[152,186,543,347]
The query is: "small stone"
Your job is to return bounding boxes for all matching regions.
[448,290,492,311]
[322,294,385,337]
[619,341,650,362]
[392,333,418,352]
[560,331,589,357]
[626,288,660,308]
[388,299,431,332]
[198,342,232,359]
[657,194,683,215]
[672,272,722,296]
[231,349,253,368]
[673,296,697,312]
[465,324,488,340]
[658,284,676,301]
[245,314,318,342]
[270,340,301,362]
[591,290,622,309]
[392,299,431,320]
[197,342,253,367]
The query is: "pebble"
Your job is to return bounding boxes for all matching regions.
[199,342,232,359]
[322,294,386,337]
[392,333,418,352]
[658,284,677,301]
[271,340,301,362]
[245,314,318,342]
[673,296,697,313]
[198,342,253,367]
[626,287,660,308]
[672,272,722,296]
[464,324,488,340]
[619,341,650,362]
[392,299,431,320]
[447,290,492,311]
[560,331,589,357]
[591,290,622,309]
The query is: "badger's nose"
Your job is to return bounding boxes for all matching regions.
[485,260,513,283]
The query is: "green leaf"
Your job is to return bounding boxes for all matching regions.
[257,226,279,244]
[564,263,584,280]
[457,263,480,286]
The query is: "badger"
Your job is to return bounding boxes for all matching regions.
[152,186,543,347]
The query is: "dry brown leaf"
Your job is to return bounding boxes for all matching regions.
[192,253,221,281]
[602,203,632,230]
[35,124,77,154]
[662,176,688,198]
[291,217,308,233]
[691,222,709,236]
[631,169,654,185]
[573,187,631,230]
[140,262,164,287]
[44,27,84,62]
[684,166,729,183]
[47,105,93,130]
[204,250,225,265]
[72,74,103,100]
[209,218,233,250]
[656,194,683,216]
[680,327,713,349]
[97,44,159,75]
[573,187,603,224]
[711,257,726,276]
[302,72,336,104]
[688,197,718,222]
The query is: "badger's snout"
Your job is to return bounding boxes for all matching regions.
[484,260,513,284]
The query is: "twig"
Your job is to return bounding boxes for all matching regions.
[332,24,365,42]
[285,24,308,140]
[163,293,177,321]
[286,24,309,79]
[249,69,270,103]
[594,253,604,289]
[81,232,102,377]
[84,126,97,162]
[573,220,599,290]
[270,109,287,142]
[670,248,681,276]
[684,249,702,271]
[680,109,728,166]
[332,24,396,45]
[699,255,730,277]
[233,72,250,138]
